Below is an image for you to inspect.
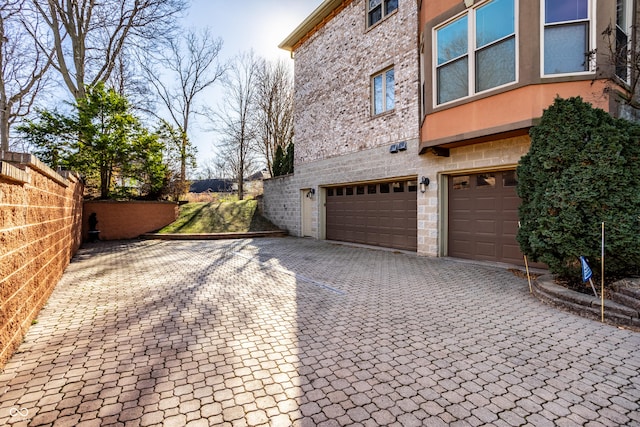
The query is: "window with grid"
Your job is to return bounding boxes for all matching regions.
[543,0,592,75]
[368,0,398,27]
[435,0,516,105]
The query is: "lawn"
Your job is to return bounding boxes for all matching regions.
[158,197,280,234]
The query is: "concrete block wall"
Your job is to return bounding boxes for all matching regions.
[416,135,532,256]
[0,152,84,369]
[263,174,301,236]
[83,201,179,241]
[263,139,421,238]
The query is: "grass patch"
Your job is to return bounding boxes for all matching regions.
[158,199,280,234]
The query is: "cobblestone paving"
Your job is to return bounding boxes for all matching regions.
[1,238,639,427]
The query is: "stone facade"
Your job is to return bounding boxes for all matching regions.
[292,0,419,164]
[265,0,533,258]
[0,152,84,369]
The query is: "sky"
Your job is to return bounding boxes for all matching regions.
[179,0,324,172]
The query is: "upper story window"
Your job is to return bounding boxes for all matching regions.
[372,67,395,115]
[542,0,593,76]
[616,0,632,83]
[368,0,398,27]
[434,0,516,105]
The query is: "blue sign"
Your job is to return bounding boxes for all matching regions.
[580,256,593,283]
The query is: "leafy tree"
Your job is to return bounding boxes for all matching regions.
[19,83,167,199]
[272,144,284,177]
[156,120,196,201]
[517,96,640,281]
[271,143,294,177]
[284,142,294,175]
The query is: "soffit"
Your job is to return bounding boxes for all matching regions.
[279,0,350,52]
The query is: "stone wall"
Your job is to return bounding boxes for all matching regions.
[0,152,84,369]
[293,0,419,164]
[83,200,179,241]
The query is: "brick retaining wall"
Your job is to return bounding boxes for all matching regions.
[0,152,84,370]
[83,201,179,241]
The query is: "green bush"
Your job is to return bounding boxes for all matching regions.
[517,96,640,282]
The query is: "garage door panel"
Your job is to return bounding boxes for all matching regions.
[326,179,417,251]
[448,170,529,266]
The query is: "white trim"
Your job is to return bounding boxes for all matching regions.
[432,0,519,108]
[540,0,596,78]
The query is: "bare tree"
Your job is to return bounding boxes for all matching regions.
[600,2,640,119]
[213,51,261,200]
[32,0,186,100]
[143,28,225,198]
[0,0,53,151]
[255,58,294,176]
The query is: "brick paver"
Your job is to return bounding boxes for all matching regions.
[1,237,639,426]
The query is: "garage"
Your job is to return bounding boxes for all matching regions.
[448,170,525,265]
[326,179,417,251]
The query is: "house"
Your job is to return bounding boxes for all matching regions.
[189,179,232,193]
[263,0,636,266]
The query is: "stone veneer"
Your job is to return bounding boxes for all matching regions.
[265,0,532,258]
[292,0,420,164]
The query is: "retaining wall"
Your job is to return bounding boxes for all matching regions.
[0,152,84,370]
[82,200,179,241]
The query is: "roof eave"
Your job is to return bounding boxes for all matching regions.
[279,0,345,52]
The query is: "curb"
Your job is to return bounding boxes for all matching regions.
[533,274,640,330]
[140,230,288,240]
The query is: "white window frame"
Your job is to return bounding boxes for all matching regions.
[368,0,399,28]
[615,0,633,84]
[541,0,596,77]
[432,0,519,107]
[371,67,395,116]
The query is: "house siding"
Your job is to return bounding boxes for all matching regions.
[293,0,419,165]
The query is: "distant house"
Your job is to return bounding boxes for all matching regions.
[189,179,232,194]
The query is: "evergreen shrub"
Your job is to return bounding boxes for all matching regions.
[517,97,640,282]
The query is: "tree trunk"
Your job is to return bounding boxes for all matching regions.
[0,106,9,152]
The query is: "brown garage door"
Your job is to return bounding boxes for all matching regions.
[326,180,417,251]
[448,170,525,265]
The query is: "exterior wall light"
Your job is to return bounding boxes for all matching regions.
[419,176,430,193]
[306,188,315,198]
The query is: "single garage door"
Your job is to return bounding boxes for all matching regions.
[448,170,525,265]
[326,180,417,251]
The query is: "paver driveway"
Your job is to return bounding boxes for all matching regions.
[1,238,639,427]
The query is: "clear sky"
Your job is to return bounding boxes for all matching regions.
[181,0,324,170]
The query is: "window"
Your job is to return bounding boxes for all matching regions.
[372,68,395,115]
[616,0,632,82]
[435,0,516,105]
[368,0,398,27]
[392,182,404,192]
[543,0,592,75]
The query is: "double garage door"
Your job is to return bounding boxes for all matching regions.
[325,171,526,265]
[448,170,526,265]
[326,180,417,251]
